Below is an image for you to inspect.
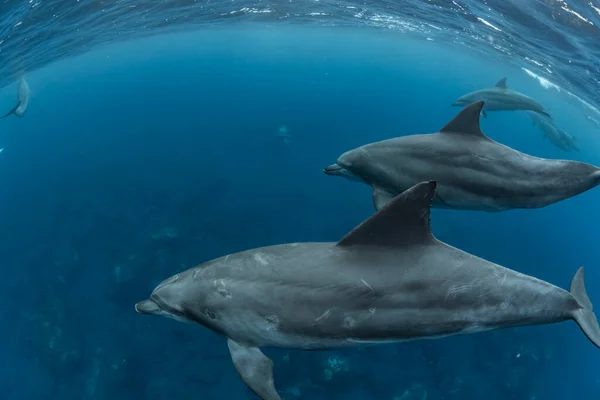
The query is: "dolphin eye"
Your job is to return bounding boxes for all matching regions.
[205,308,217,319]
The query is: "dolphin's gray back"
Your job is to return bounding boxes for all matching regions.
[191,240,577,348]
[467,88,547,114]
[357,133,599,210]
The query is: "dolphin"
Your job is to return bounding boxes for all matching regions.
[452,77,550,118]
[324,101,600,212]
[2,76,30,118]
[527,111,579,153]
[135,181,600,400]
[275,124,291,145]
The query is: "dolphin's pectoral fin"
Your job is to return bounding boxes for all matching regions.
[481,110,487,119]
[227,339,281,400]
[440,101,489,139]
[495,77,507,89]
[371,186,395,211]
[1,101,21,118]
[337,181,437,248]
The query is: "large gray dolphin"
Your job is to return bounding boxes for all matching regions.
[528,111,579,153]
[324,101,600,212]
[135,181,600,400]
[452,77,550,118]
[2,76,30,118]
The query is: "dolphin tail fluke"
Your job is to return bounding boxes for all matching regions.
[570,267,600,348]
[1,101,21,118]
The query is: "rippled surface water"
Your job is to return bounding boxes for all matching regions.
[0,0,599,112]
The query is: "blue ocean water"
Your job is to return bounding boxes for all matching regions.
[1,3,600,400]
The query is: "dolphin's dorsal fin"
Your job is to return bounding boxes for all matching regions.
[337,181,436,247]
[495,77,507,89]
[440,101,487,138]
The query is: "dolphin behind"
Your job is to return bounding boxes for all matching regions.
[325,101,600,212]
[528,111,579,152]
[275,125,291,145]
[135,181,600,399]
[2,76,30,118]
[452,77,551,118]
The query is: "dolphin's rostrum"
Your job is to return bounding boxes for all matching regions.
[136,181,600,400]
[325,101,600,212]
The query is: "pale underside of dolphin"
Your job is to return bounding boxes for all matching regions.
[2,76,30,119]
[135,181,600,400]
[324,101,600,212]
[452,77,551,118]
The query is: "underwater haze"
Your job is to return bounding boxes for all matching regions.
[1,2,600,400]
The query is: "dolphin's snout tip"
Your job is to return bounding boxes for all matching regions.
[324,163,342,175]
[135,299,159,315]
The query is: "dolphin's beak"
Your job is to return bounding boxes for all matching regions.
[324,163,343,176]
[324,163,364,183]
[451,101,462,107]
[135,299,161,315]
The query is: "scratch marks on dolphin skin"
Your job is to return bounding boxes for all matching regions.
[314,309,332,322]
[343,316,357,329]
[444,284,473,302]
[360,278,373,292]
[264,315,279,330]
[474,154,492,162]
[253,253,269,266]
[499,272,507,287]
[213,279,232,299]
[217,286,232,299]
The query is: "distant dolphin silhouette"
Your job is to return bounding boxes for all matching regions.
[2,76,30,118]
[324,101,600,212]
[528,111,579,152]
[275,125,291,145]
[452,77,550,118]
[136,181,600,400]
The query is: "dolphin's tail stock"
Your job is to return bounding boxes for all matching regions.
[1,101,21,118]
[570,267,600,348]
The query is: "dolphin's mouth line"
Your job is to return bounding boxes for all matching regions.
[324,162,367,183]
[323,164,343,175]
[149,294,206,324]
[135,298,161,314]
[150,295,187,318]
